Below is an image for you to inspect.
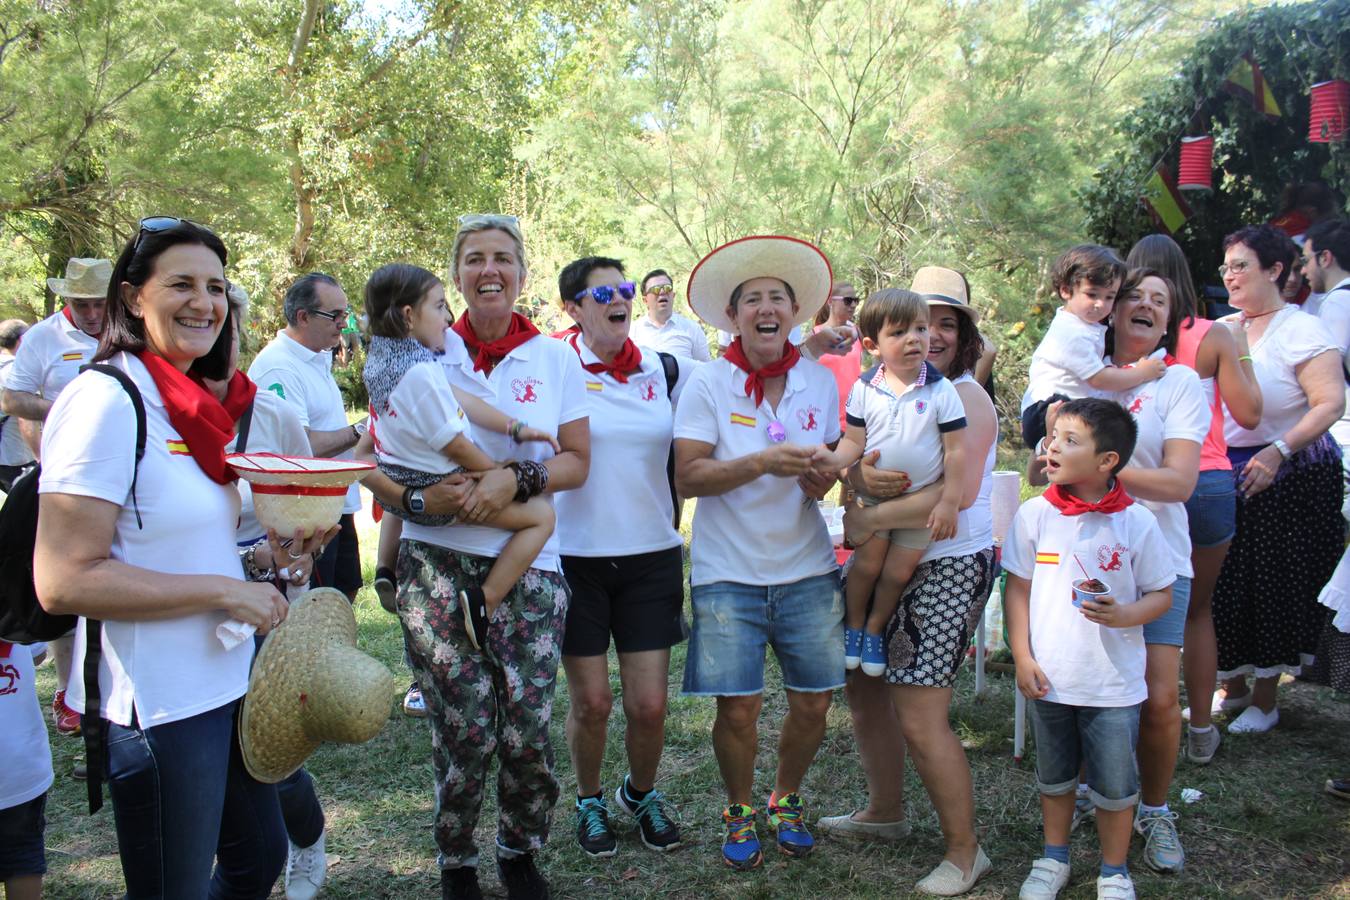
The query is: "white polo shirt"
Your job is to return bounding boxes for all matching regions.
[1021,308,1107,410]
[1314,280,1350,450]
[1104,352,1208,578]
[248,331,360,514]
[230,388,312,544]
[846,361,966,493]
[674,356,840,587]
[554,336,688,557]
[1223,307,1336,446]
[1003,496,1174,707]
[7,310,99,401]
[0,641,54,809]
[632,313,712,361]
[369,361,469,475]
[41,352,251,728]
[403,328,588,573]
[0,357,35,467]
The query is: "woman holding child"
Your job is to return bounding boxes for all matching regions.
[1210,224,1345,735]
[819,267,998,897]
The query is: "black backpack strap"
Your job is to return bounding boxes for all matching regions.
[658,353,680,530]
[234,397,255,454]
[78,363,147,815]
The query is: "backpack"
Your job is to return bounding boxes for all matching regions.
[0,364,145,817]
[658,352,681,530]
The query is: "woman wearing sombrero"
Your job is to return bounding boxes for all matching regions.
[673,235,844,870]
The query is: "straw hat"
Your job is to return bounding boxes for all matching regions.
[911,266,979,324]
[240,588,396,783]
[687,236,833,333]
[47,258,113,299]
[227,453,374,538]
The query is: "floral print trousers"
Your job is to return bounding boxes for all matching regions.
[397,539,569,869]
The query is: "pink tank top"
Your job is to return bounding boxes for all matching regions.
[1175,318,1232,471]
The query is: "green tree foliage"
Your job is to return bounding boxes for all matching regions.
[1082,0,1350,291]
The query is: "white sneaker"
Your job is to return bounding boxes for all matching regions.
[1227,704,1278,734]
[1096,873,1135,899]
[1018,858,1070,899]
[285,831,326,900]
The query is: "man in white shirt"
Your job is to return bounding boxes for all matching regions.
[0,319,35,489]
[0,256,110,740]
[1304,219,1350,519]
[630,269,713,361]
[247,273,366,602]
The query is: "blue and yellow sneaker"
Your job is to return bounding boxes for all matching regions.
[766,792,815,858]
[721,804,763,870]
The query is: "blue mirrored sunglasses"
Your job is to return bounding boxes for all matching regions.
[574,282,637,304]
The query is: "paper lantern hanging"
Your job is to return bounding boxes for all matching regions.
[1309,80,1350,143]
[1177,136,1215,191]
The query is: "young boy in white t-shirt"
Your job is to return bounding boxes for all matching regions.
[1020,245,1166,448]
[816,289,966,677]
[1003,398,1175,900]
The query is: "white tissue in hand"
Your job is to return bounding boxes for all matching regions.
[217,620,257,651]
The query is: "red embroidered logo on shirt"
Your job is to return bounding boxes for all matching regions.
[0,663,18,696]
[1097,544,1126,572]
[915,399,927,414]
[639,379,657,402]
[511,377,540,403]
[1127,394,1150,415]
[797,407,820,431]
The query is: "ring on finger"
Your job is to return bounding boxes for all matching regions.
[288,549,304,559]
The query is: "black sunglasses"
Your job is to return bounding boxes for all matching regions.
[133,216,213,252]
[307,307,350,323]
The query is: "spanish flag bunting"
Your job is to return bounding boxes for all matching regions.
[166,439,190,455]
[1222,52,1281,120]
[1035,551,1060,565]
[1141,165,1191,235]
[729,413,756,428]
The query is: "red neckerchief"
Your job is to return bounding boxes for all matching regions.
[1044,479,1134,516]
[722,337,801,406]
[62,304,102,338]
[136,352,256,484]
[451,311,540,375]
[566,332,643,383]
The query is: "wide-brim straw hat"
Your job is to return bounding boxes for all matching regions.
[47,257,113,299]
[911,266,979,324]
[227,453,374,538]
[240,588,396,783]
[687,236,833,334]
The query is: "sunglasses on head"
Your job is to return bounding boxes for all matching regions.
[575,282,637,304]
[645,283,674,296]
[457,213,521,229]
[133,216,214,252]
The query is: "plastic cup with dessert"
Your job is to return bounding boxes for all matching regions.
[1072,578,1110,609]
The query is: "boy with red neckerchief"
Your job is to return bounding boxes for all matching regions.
[1003,398,1174,900]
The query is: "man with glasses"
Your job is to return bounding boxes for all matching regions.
[248,272,367,602]
[1303,219,1350,521]
[631,269,713,361]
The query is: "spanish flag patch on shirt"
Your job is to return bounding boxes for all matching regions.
[1035,551,1060,565]
[729,413,756,428]
[166,439,190,456]
[61,351,83,361]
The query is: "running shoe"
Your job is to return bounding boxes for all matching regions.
[721,804,763,870]
[575,795,617,858]
[613,782,681,851]
[766,792,814,858]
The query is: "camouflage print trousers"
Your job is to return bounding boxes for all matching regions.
[397,539,569,869]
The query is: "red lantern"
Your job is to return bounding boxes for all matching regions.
[1309,80,1350,143]
[1177,136,1214,190]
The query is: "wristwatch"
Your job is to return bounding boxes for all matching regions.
[403,487,425,515]
[1272,438,1291,459]
[351,420,368,441]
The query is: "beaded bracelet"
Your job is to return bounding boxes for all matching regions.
[508,419,526,444]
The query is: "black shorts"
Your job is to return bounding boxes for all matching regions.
[0,792,47,880]
[311,513,362,598]
[561,546,687,656]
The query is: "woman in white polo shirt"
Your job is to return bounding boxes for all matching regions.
[818,267,998,897]
[673,235,842,871]
[34,218,290,898]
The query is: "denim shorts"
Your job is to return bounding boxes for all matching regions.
[1142,575,1191,646]
[0,792,47,880]
[1031,700,1141,811]
[683,571,843,695]
[1184,468,1237,548]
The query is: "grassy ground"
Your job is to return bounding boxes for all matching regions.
[32,516,1350,899]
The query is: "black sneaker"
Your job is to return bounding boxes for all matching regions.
[374,566,397,614]
[497,853,551,900]
[613,782,682,851]
[458,586,489,651]
[575,795,617,857]
[441,866,483,900]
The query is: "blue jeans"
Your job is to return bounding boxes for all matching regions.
[683,572,843,695]
[1030,700,1141,811]
[105,700,286,899]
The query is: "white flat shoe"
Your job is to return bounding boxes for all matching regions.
[816,810,911,841]
[916,846,991,896]
[1227,704,1279,733]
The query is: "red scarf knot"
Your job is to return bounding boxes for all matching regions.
[135,351,256,484]
[452,311,540,375]
[1044,480,1134,516]
[723,337,801,406]
[567,332,643,383]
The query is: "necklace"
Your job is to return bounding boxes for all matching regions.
[1239,303,1285,330]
